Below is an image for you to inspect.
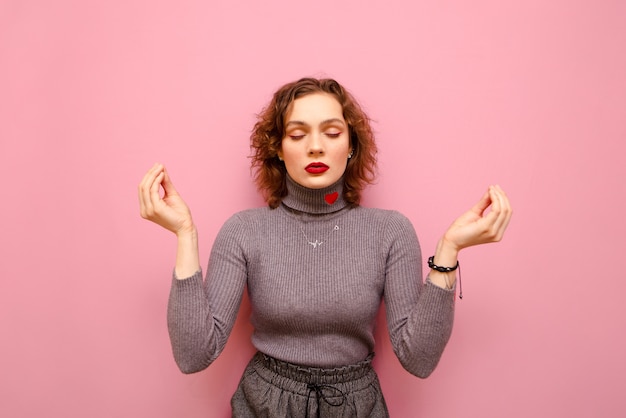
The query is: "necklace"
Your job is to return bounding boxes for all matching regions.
[286,206,342,249]
[298,224,340,249]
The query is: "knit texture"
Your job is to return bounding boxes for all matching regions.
[167,176,456,377]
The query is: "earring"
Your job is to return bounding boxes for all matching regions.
[348,149,354,159]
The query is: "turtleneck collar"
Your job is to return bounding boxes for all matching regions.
[281,175,349,214]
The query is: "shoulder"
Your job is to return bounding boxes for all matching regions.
[213,207,275,252]
[353,207,420,253]
[217,206,283,235]
[227,206,273,222]
[354,206,416,231]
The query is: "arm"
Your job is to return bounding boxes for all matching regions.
[383,213,455,378]
[167,216,248,373]
[385,185,512,378]
[138,164,246,373]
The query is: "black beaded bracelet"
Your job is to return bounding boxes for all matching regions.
[428,256,463,299]
[428,256,458,272]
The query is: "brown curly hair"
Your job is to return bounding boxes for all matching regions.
[250,77,377,208]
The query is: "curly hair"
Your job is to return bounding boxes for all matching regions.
[250,77,377,208]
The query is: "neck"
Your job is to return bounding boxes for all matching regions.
[281,175,348,214]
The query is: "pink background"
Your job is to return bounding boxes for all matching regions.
[1,0,625,417]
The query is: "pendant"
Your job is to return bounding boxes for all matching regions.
[308,240,323,249]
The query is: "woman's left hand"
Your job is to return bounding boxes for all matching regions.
[441,185,513,252]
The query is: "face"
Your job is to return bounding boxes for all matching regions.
[278,93,352,189]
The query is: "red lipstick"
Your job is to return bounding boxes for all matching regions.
[305,162,329,174]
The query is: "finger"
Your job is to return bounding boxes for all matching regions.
[139,164,160,200]
[470,188,493,216]
[479,185,501,220]
[142,171,165,221]
[140,163,162,187]
[496,185,512,216]
[139,163,162,196]
[488,187,505,238]
[149,171,165,206]
[139,164,157,216]
[494,185,513,235]
[472,186,504,239]
[139,164,163,217]
[161,168,179,197]
[489,186,512,241]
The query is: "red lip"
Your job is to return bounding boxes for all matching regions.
[305,162,329,174]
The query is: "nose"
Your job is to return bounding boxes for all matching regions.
[307,132,324,155]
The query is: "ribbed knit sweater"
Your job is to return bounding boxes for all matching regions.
[167,176,456,378]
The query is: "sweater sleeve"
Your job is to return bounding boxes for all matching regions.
[167,214,248,374]
[383,211,456,378]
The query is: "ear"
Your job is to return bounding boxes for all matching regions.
[277,150,284,161]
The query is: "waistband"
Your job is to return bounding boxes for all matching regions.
[249,352,379,418]
[253,352,375,386]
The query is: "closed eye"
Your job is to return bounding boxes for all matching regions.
[325,132,342,138]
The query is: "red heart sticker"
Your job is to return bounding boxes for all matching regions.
[324,191,339,205]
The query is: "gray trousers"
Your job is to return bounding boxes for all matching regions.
[231,352,390,417]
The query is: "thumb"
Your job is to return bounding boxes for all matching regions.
[161,168,179,196]
[470,188,492,216]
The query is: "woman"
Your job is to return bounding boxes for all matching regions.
[138,78,512,417]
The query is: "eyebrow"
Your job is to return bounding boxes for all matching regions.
[285,118,346,128]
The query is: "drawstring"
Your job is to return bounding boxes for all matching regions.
[458,262,463,299]
[306,383,346,418]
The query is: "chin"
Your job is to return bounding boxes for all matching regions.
[298,178,332,189]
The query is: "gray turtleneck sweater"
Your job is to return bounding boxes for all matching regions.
[167,177,456,378]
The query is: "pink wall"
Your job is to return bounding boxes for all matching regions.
[1,0,625,416]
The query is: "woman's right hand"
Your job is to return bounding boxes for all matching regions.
[138,163,195,237]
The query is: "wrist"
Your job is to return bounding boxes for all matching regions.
[429,238,464,299]
[176,224,198,241]
[175,225,200,279]
[434,238,459,266]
